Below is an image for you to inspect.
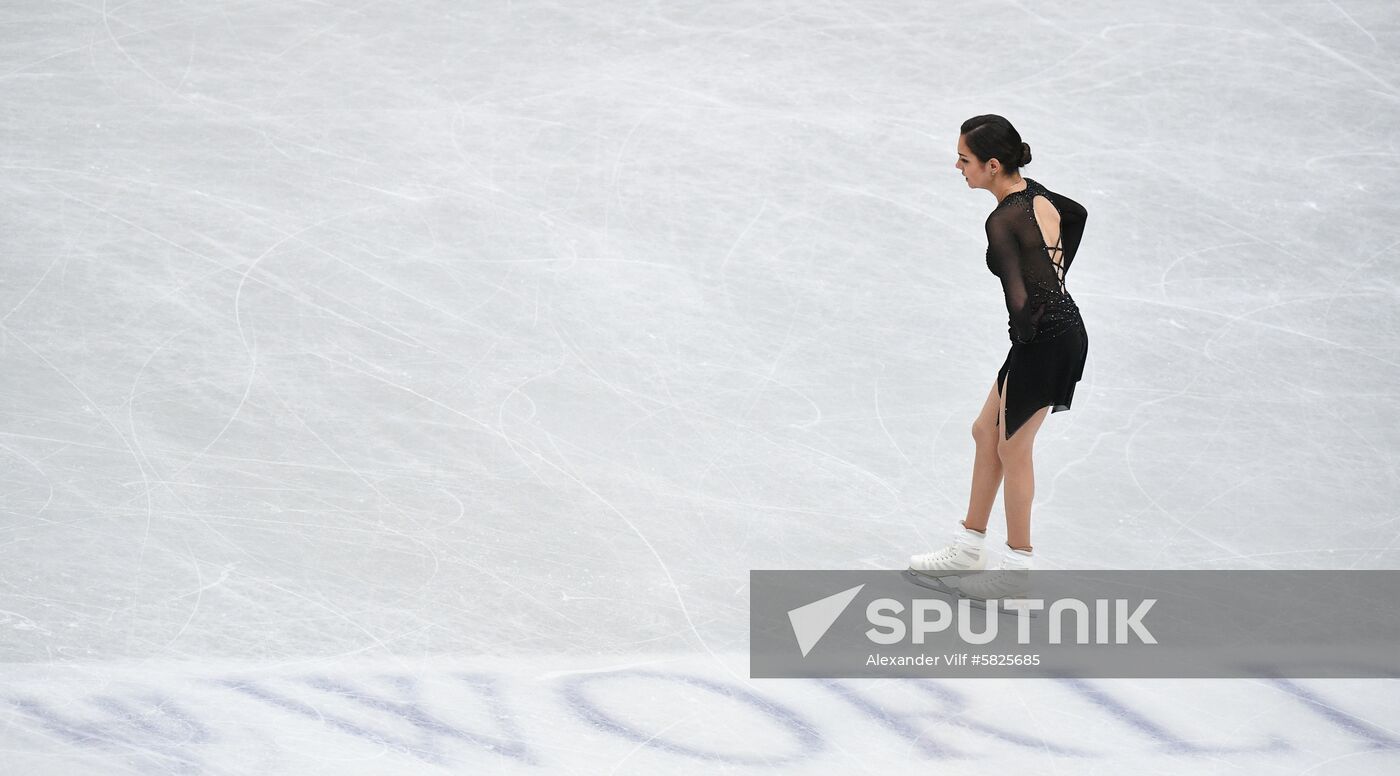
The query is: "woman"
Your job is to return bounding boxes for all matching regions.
[909,115,1089,590]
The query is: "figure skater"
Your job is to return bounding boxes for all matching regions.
[908,115,1089,596]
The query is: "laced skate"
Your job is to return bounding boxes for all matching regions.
[908,524,988,580]
[957,569,1031,602]
[957,548,1034,605]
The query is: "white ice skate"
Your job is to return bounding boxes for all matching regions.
[908,524,989,582]
[957,548,1034,603]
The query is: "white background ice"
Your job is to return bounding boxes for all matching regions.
[1,0,1398,772]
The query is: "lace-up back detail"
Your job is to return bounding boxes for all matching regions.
[1047,236,1067,294]
[984,178,1088,344]
[1032,193,1068,295]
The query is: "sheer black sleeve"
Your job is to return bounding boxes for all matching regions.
[986,215,1044,344]
[1053,193,1088,273]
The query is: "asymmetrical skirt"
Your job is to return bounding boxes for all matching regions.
[995,322,1088,440]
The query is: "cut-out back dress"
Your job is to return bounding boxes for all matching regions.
[984,178,1089,440]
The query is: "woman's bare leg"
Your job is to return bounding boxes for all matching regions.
[962,379,1004,534]
[996,372,1051,551]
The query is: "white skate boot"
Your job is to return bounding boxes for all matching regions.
[957,546,1033,602]
[908,522,989,579]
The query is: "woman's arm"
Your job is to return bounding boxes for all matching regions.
[986,216,1043,343]
[1051,192,1088,267]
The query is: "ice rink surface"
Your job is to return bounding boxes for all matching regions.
[1,0,1398,772]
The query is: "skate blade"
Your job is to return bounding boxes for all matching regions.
[902,568,961,595]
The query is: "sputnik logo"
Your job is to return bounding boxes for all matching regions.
[787,585,864,657]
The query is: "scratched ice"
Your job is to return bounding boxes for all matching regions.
[1,0,1398,773]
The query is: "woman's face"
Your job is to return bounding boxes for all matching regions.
[955,135,990,190]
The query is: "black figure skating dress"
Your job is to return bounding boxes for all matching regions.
[985,178,1089,440]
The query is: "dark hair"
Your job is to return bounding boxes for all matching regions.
[960,115,1031,173]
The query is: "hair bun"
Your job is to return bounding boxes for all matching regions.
[1019,142,1032,167]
